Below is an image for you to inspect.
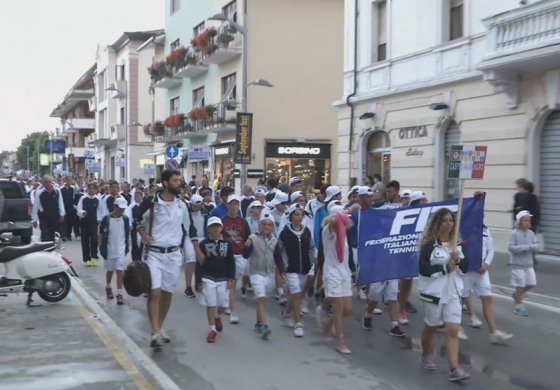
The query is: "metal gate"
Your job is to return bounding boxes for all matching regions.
[540,111,560,255]
[444,123,461,199]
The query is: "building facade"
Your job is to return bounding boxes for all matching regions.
[90,30,163,181]
[337,0,560,253]
[150,0,343,194]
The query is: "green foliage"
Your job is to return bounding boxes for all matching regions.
[16,131,49,172]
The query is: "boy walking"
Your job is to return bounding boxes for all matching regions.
[99,197,130,305]
[77,183,100,267]
[196,217,236,343]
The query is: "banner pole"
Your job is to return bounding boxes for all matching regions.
[452,179,466,250]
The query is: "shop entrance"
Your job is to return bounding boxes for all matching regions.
[366,131,391,183]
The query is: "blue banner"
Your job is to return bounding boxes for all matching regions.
[357,196,485,285]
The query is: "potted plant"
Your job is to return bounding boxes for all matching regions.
[153,121,164,136]
[143,123,152,136]
[188,107,209,121]
[217,33,234,49]
[216,117,226,125]
[166,47,187,71]
[225,99,238,110]
[147,60,168,81]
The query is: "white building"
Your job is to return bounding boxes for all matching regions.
[89,30,163,181]
[337,0,560,254]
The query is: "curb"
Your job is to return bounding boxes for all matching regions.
[491,283,560,309]
[70,276,182,390]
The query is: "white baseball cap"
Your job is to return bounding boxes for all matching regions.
[270,192,289,206]
[207,216,223,227]
[324,186,342,202]
[401,189,412,198]
[227,194,241,203]
[114,197,128,209]
[289,177,302,186]
[410,191,424,203]
[190,194,203,204]
[255,188,266,195]
[327,200,344,213]
[260,212,275,224]
[358,186,373,196]
[329,204,345,215]
[287,203,304,216]
[248,200,264,210]
[290,191,304,203]
[516,210,532,223]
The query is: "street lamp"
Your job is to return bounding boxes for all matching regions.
[208,13,274,191]
[22,145,30,171]
[106,86,129,181]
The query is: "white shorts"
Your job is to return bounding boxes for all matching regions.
[199,278,229,308]
[146,250,183,293]
[235,255,248,280]
[286,273,307,294]
[250,273,275,298]
[104,257,126,272]
[423,299,462,327]
[324,277,353,298]
[462,271,492,297]
[183,240,196,264]
[367,279,399,302]
[511,268,537,288]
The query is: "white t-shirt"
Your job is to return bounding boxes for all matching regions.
[321,225,351,281]
[107,217,126,259]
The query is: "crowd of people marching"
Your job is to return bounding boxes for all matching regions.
[22,170,542,383]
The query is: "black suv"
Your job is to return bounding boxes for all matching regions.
[0,179,33,244]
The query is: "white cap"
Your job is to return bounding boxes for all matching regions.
[358,186,373,196]
[327,200,344,213]
[350,185,360,194]
[190,194,203,204]
[516,210,532,223]
[248,200,264,210]
[401,189,412,198]
[287,203,304,216]
[329,205,345,215]
[207,216,223,227]
[324,186,342,202]
[290,191,304,203]
[270,192,289,206]
[260,211,275,224]
[410,191,423,203]
[227,194,241,203]
[289,177,302,186]
[255,188,266,195]
[114,197,128,209]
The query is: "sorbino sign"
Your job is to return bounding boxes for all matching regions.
[266,143,331,159]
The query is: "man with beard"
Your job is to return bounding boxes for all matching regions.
[136,169,199,348]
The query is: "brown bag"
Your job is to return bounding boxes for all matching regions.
[123,203,154,296]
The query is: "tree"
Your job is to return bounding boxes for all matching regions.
[17,131,49,174]
[0,150,10,163]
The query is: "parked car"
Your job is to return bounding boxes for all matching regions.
[0,179,33,244]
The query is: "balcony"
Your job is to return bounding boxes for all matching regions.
[110,124,125,140]
[68,118,95,130]
[171,47,209,79]
[109,80,127,99]
[192,25,242,66]
[477,0,560,108]
[188,101,239,134]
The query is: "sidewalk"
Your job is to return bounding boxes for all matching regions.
[0,288,162,390]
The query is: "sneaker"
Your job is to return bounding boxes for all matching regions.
[514,306,529,316]
[184,286,196,298]
[91,257,100,266]
[448,367,470,382]
[275,292,281,300]
[336,342,351,354]
[254,322,263,333]
[469,314,483,328]
[278,295,287,306]
[84,260,92,267]
[261,325,271,340]
[462,304,469,313]
[358,289,367,300]
[362,314,373,330]
[283,316,295,328]
[293,323,304,338]
[224,308,231,315]
[246,285,254,292]
[206,330,217,343]
[490,330,513,344]
[215,317,223,332]
[405,301,417,313]
[241,286,247,299]
[301,299,309,314]
[398,310,409,325]
[230,312,240,324]
[150,333,163,348]
[105,287,114,299]
[390,325,405,337]
[421,355,437,370]
[160,329,171,343]
[116,294,124,305]
[372,308,383,315]
[314,292,322,305]
[458,327,468,340]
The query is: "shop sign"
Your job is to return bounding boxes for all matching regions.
[447,145,487,180]
[143,164,155,175]
[405,148,424,157]
[188,145,210,161]
[215,146,231,157]
[399,126,428,139]
[116,157,126,167]
[89,162,101,173]
[266,143,331,159]
[234,113,253,164]
[247,169,265,178]
[233,169,241,178]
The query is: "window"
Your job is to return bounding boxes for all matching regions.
[115,64,125,81]
[171,0,180,14]
[221,73,237,101]
[98,71,106,101]
[99,110,106,138]
[193,22,205,38]
[120,107,125,125]
[170,97,180,114]
[223,1,237,22]
[450,0,464,41]
[170,39,181,51]
[192,87,205,107]
[377,1,387,62]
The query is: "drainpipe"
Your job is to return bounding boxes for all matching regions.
[346,0,359,188]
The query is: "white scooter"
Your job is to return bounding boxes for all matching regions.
[0,233,76,306]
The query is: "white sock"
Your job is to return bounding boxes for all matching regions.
[117,289,124,295]
[106,284,111,289]
[391,321,398,328]
[210,325,216,332]
[515,303,523,309]
[277,287,284,296]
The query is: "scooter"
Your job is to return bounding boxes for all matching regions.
[0,233,77,306]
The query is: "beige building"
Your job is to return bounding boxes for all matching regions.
[337,0,560,254]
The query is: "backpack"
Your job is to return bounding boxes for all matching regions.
[123,261,151,297]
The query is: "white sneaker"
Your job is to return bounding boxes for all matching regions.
[160,329,171,343]
[469,315,482,328]
[224,308,231,315]
[458,327,468,340]
[358,289,367,300]
[150,333,163,348]
[283,316,295,328]
[278,295,287,305]
[372,308,383,315]
[294,323,304,337]
[301,299,309,314]
[229,312,239,324]
[490,330,513,344]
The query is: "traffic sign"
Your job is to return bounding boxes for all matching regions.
[166,145,179,159]
[165,159,179,170]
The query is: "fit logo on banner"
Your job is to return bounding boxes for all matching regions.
[389,205,460,236]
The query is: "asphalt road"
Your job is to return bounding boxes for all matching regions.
[55,239,560,390]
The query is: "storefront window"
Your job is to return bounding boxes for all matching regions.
[213,145,235,188]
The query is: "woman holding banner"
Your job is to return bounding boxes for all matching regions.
[418,208,470,382]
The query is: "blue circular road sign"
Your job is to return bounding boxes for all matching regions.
[166,145,180,159]
[165,159,179,170]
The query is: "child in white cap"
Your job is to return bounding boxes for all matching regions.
[508,210,538,316]
[245,200,264,234]
[243,212,277,340]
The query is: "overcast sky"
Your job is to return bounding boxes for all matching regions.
[0,0,164,151]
